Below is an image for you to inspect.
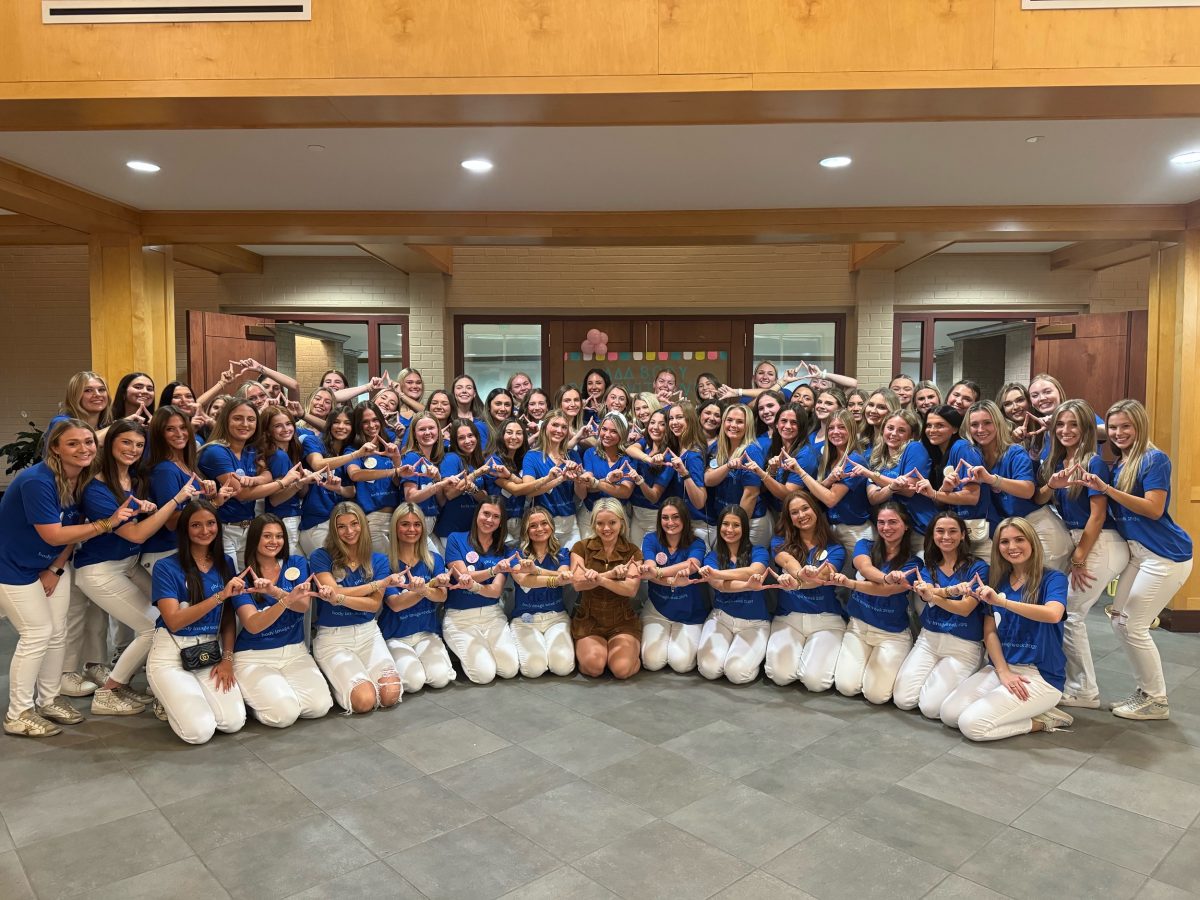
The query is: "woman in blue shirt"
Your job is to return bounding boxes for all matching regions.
[639,498,708,674]
[695,505,770,684]
[45,370,113,449]
[482,417,531,544]
[519,410,583,550]
[575,413,634,541]
[790,409,872,567]
[894,512,987,719]
[703,405,769,548]
[509,507,576,677]
[233,514,333,727]
[863,409,935,548]
[0,419,109,737]
[147,500,247,745]
[297,405,357,556]
[664,402,710,548]
[916,405,990,558]
[309,502,402,714]
[255,404,315,549]
[437,419,489,543]
[1033,399,1129,710]
[382,503,455,693]
[399,412,447,554]
[623,409,675,549]
[346,401,409,556]
[1079,400,1194,721]
[941,517,1073,741]
[767,492,847,692]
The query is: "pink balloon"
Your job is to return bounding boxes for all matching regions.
[596,343,608,356]
[581,340,597,354]
[598,331,610,344]
[587,328,602,342]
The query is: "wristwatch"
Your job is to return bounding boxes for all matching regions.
[48,566,65,577]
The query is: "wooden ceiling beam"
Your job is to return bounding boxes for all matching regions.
[0,214,88,245]
[0,157,140,234]
[356,243,453,275]
[852,240,954,271]
[172,243,263,274]
[1049,240,1160,271]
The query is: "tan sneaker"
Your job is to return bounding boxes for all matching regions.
[83,663,113,686]
[91,688,144,717]
[59,672,98,698]
[115,685,154,706]
[36,698,84,725]
[4,710,62,738]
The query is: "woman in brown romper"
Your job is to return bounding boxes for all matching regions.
[570,497,643,679]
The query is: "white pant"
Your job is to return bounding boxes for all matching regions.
[693,523,714,551]
[965,518,990,562]
[385,631,456,692]
[941,663,1062,742]
[764,611,845,692]
[832,522,874,573]
[552,513,581,554]
[0,576,71,715]
[366,509,395,557]
[222,522,250,569]
[1028,506,1073,573]
[749,513,772,549]
[1111,541,1194,701]
[74,556,157,686]
[510,611,575,678]
[312,620,398,711]
[146,629,246,745]
[834,617,913,705]
[893,629,984,719]
[641,604,702,673]
[628,506,658,554]
[298,522,329,558]
[62,561,108,675]
[442,604,520,684]
[1063,528,1130,700]
[697,609,768,684]
[234,642,333,727]
[280,515,301,551]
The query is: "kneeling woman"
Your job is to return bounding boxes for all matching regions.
[444,498,521,684]
[639,498,708,674]
[309,503,402,714]
[570,498,644,679]
[510,507,576,678]
[383,503,455,692]
[940,517,1072,740]
[233,515,333,727]
[147,500,247,744]
[766,492,846,692]
[696,505,770,684]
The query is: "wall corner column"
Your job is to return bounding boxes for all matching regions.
[406,272,450,387]
[853,269,896,386]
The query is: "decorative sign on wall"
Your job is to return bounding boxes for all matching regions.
[563,351,729,396]
[1023,1,1200,7]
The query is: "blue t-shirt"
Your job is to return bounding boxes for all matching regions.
[400,450,441,517]
[826,450,872,526]
[630,454,675,511]
[943,441,990,522]
[0,463,80,585]
[436,453,484,538]
[878,442,936,533]
[581,447,630,512]
[378,554,445,639]
[352,451,401,514]
[444,531,508,611]
[143,461,193,554]
[705,545,770,621]
[779,443,820,492]
[770,538,846,617]
[995,569,1068,691]
[197,443,258,523]
[668,449,710,525]
[483,453,525,522]
[522,451,580,519]
[918,559,988,641]
[642,534,708,624]
[712,443,766,519]
[848,538,919,631]
[1109,450,1193,562]
[233,554,309,651]
[1051,455,1111,531]
[987,444,1040,528]
[299,436,346,531]
[74,480,142,568]
[511,547,571,617]
[308,548,388,627]
[151,552,237,637]
[265,449,303,519]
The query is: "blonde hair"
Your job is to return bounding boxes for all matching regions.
[62,371,112,427]
[818,409,860,479]
[43,418,98,506]
[962,399,1014,467]
[869,408,922,470]
[590,497,631,543]
[715,404,753,465]
[1107,399,1157,495]
[989,516,1045,605]
[325,502,374,579]
[1041,399,1098,501]
[388,502,433,572]
[633,392,663,419]
[519,507,561,559]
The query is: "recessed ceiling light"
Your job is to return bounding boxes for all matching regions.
[1025,136,1043,143]
[126,160,160,173]
[307,144,326,153]
[819,156,852,169]
[1171,150,1200,167]
[461,158,494,173]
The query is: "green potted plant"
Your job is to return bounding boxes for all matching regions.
[1,420,45,475]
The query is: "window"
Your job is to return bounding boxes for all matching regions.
[894,313,1037,402]
[262,315,407,400]
[752,321,839,375]
[898,321,923,381]
[461,323,542,395]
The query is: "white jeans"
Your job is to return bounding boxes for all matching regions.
[510,611,575,678]
[1063,528,1130,700]
[222,522,250,569]
[298,522,329,557]
[893,629,984,719]
[965,518,991,562]
[764,611,845,692]
[697,609,768,684]
[280,515,301,551]
[62,561,108,675]
[0,576,71,715]
[641,604,702,673]
[749,513,772,549]
[1111,541,1194,701]
[234,642,333,727]
[577,508,595,542]
[366,509,395,557]
[385,631,456,692]
[552,513,581,553]
[1028,506,1073,573]
[834,618,913,705]
[628,506,658,554]
[442,604,520,684]
[832,522,874,573]
[941,663,1062,742]
[74,556,157,686]
[693,523,714,551]
[312,620,398,711]
[146,629,246,745]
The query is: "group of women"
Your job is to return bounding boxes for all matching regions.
[0,357,1190,746]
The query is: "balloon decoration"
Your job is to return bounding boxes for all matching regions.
[581,330,610,357]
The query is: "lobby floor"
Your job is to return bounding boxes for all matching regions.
[2,605,1199,900]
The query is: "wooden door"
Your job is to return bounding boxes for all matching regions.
[187,311,278,398]
[657,318,748,396]
[1031,311,1148,418]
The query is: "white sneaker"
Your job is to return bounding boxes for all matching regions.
[1108,688,1146,711]
[1059,694,1101,709]
[36,698,84,725]
[115,685,154,706]
[83,663,112,686]
[3,710,62,738]
[91,688,144,717]
[152,699,168,722]
[1113,695,1169,721]
[1033,709,1074,733]
[59,672,98,698]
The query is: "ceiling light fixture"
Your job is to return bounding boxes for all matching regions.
[461,158,494,173]
[307,144,326,153]
[1170,150,1200,167]
[126,160,160,173]
[819,156,852,169]
[1025,136,1043,144]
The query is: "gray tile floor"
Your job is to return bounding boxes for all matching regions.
[2,606,1199,900]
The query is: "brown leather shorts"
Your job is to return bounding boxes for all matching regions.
[571,596,642,642]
